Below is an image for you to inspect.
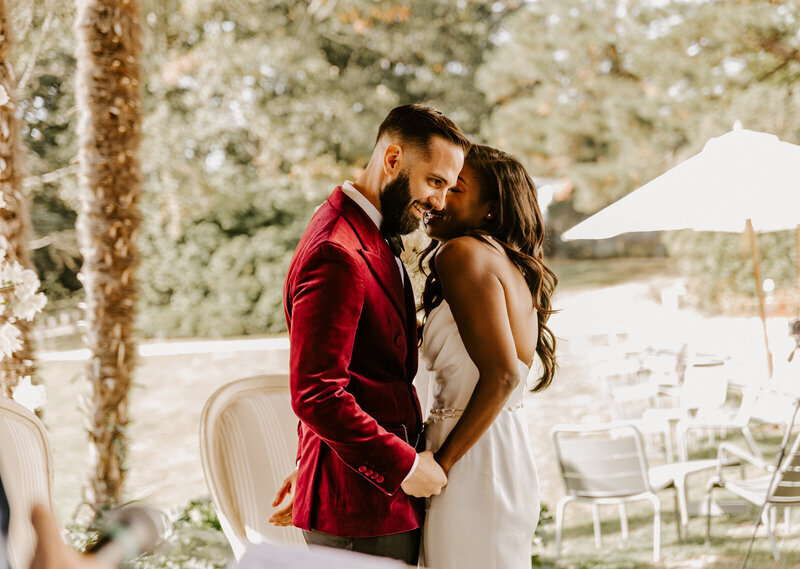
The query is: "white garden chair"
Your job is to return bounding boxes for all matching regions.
[638,361,730,461]
[705,416,800,560]
[0,397,55,569]
[675,386,798,465]
[552,423,717,562]
[199,374,305,559]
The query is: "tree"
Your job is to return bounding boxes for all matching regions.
[10,0,81,311]
[477,0,800,212]
[74,0,143,508]
[132,0,506,336]
[476,0,800,312]
[0,0,36,397]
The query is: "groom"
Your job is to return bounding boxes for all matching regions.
[284,104,470,563]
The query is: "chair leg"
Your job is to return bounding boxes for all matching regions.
[705,481,717,546]
[675,475,689,531]
[770,506,777,535]
[785,507,791,535]
[764,505,780,561]
[646,493,661,562]
[672,488,682,542]
[592,504,602,549]
[664,425,674,462]
[555,496,573,560]
[678,425,689,462]
[619,503,629,540]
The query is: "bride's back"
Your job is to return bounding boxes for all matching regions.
[481,236,539,367]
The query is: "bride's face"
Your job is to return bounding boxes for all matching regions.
[423,163,494,241]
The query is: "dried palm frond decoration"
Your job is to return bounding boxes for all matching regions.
[75,0,143,509]
[0,0,36,398]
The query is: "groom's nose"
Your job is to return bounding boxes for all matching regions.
[428,189,446,211]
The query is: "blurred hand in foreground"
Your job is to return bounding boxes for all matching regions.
[29,504,112,569]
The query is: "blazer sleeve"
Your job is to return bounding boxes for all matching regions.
[287,242,417,495]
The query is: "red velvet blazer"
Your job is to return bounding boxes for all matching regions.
[284,187,424,537]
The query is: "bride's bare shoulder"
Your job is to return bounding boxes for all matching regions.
[435,235,502,279]
[437,235,500,262]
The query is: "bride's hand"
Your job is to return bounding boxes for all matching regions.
[268,468,297,526]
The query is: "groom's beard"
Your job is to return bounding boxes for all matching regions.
[380,171,419,236]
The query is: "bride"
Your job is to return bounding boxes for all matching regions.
[417,144,557,569]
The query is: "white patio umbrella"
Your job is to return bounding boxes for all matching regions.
[562,128,800,376]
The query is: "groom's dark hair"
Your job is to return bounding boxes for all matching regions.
[376,104,471,157]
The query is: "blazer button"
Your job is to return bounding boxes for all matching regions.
[394,333,403,346]
[376,475,385,483]
[365,468,374,476]
[358,466,367,473]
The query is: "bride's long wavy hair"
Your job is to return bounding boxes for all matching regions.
[418,145,558,392]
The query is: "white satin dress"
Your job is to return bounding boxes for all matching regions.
[419,300,540,569]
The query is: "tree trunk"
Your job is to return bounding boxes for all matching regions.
[75,0,143,509]
[0,0,36,398]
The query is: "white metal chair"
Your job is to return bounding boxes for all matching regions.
[705,425,800,560]
[199,374,305,559]
[551,423,719,562]
[640,361,730,461]
[551,423,679,562]
[595,358,656,421]
[675,386,797,465]
[0,397,55,569]
[639,350,682,388]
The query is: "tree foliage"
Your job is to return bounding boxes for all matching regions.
[109,0,509,336]
[10,0,800,332]
[478,0,800,212]
[477,0,799,313]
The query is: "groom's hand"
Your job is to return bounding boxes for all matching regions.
[400,450,447,498]
[269,468,297,527]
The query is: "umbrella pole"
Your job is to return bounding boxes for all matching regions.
[746,219,773,377]
[796,225,800,293]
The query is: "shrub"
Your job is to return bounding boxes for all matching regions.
[662,229,799,316]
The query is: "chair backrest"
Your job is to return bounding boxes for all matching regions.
[199,375,305,559]
[747,388,799,426]
[0,397,55,569]
[551,423,651,498]
[769,425,800,504]
[594,358,642,387]
[641,352,681,387]
[596,358,650,420]
[681,362,728,413]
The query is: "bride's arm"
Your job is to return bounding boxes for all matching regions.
[432,237,522,474]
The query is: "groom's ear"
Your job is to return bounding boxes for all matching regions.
[382,143,403,176]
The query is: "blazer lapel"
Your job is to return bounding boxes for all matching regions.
[360,250,406,320]
[328,188,406,320]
